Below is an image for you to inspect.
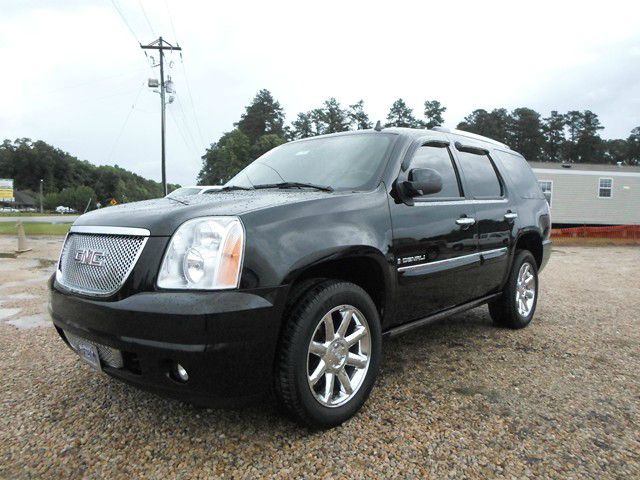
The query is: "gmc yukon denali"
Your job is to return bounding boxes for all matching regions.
[49,127,551,428]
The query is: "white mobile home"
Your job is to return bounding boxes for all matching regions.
[530,162,640,226]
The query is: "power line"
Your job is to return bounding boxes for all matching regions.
[174,94,200,154]
[169,109,199,158]
[137,0,156,37]
[106,82,146,163]
[109,0,140,43]
[179,56,205,148]
[163,0,179,43]
[162,0,205,149]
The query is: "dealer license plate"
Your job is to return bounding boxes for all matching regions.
[76,340,102,371]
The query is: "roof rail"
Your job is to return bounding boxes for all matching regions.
[430,126,509,149]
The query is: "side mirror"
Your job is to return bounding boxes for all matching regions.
[404,168,442,197]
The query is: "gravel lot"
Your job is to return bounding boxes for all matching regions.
[1,237,638,479]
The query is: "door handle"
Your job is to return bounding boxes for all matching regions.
[504,212,518,221]
[456,217,476,227]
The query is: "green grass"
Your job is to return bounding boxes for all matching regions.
[0,212,51,217]
[0,222,70,235]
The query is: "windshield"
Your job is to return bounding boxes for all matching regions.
[167,187,201,197]
[226,134,395,191]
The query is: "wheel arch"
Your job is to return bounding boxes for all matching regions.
[514,229,543,268]
[282,247,392,325]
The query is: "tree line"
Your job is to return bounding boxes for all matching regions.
[0,139,177,211]
[199,89,640,184]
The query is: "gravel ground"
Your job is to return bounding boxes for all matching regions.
[0,237,639,479]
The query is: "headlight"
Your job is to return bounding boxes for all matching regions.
[157,216,245,290]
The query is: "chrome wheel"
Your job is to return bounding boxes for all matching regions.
[306,305,371,408]
[515,262,536,317]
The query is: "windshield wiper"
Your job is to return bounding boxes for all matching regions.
[220,185,253,191]
[253,182,334,192]
[166,196,188,205]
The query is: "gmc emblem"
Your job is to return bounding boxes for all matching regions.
[74,249,106,267]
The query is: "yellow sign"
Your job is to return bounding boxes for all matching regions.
[0,179,14,201]
[109,198,118,206]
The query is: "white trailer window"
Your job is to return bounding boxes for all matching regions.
[538,180,552,207]
[598,178,612,198]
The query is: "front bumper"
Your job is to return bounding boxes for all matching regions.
[49,278,288,406]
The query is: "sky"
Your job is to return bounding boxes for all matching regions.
[1,0,639,186]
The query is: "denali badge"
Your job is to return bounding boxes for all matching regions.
[74,249,106,267]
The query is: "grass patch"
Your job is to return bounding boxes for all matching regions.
[0,212,62,217]
[0,222,70,236]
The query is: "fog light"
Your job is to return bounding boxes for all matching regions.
[174,363,189,382]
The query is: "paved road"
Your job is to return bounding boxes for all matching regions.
[0,215,78,224]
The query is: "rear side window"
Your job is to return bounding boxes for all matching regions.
[410,146,462,198]
[492,150,544,199]
[456,151,502,198]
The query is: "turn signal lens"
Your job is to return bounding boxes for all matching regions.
[216,221,244,288]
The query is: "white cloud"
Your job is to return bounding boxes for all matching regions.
[1,0,639,185]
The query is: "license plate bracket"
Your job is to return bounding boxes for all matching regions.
[76,340,102,372]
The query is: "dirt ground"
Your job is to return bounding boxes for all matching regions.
[0,236,638,479]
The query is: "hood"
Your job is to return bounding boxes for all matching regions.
[73,190,339,236]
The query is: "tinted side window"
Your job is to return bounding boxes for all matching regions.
[492,150,545,199]
[410,146,461,198]
[456,151,502,198]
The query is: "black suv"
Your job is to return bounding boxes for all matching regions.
[50,127,551,428]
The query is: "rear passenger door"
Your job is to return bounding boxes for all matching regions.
[450,140,512,297]
[389,137,479,325]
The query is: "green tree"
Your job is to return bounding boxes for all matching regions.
[603,139,628,165]
[319,98,350,133]
[235,89,285,144]
[252,134,286,158]
[542,111,566,162]
[627,127,640,165]
[348,100,372,130]
[385,99,423,128]
[0,138,165,206]
[423,100,446,129]
[457,108,511,144]
[576,110,604,163]
[508,107,544,161]
[291,112,315,139]
[198,129,251,185]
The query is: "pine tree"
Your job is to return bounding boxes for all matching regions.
[291,112,315,139]
[423,100,446,129]
[348,100,372,130]
[235,89,285,144]
[385,99,423,128]
[508,108,544,161]
[541,111,566,162]
[320,98,351,133]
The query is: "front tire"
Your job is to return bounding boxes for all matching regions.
[489,250,539,329]
[275,280,381,428]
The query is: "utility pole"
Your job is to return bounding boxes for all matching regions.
[140,37,181,196]
[39,179,43,213]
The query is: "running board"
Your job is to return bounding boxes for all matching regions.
[383,293,502,338]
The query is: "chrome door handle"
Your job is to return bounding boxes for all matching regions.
[456,217,476,227]
[504,212,518,220]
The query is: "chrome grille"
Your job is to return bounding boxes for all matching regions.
[56,230,147,297]
[64,331,124,369]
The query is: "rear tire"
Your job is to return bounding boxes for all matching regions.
[275,280,381,428]
[489,250,538,329]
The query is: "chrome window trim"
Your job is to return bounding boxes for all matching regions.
[397,247,508,274]
[413,198,508,207]
[69,225,151,236]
